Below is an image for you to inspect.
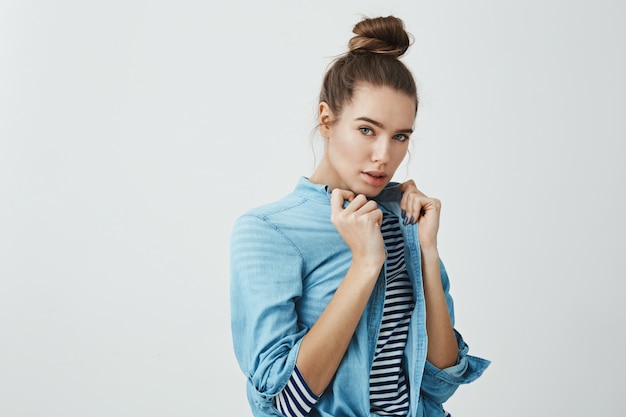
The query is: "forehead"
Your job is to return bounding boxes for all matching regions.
[344,83,416,126]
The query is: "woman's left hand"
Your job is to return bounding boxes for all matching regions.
[399,179,441,248]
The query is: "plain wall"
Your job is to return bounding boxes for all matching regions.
[1,1,625,416]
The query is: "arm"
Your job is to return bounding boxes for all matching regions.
[230,189,387,414]
[230,214,308,412]
[422,246,459,367]
[400,180,457,368]
[419,261,491,404]
[296,189,386,395]
[400,180,491,405]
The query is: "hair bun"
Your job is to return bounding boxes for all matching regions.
[348,16,412,58]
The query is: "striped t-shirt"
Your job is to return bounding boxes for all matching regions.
[369,214,414,415]
[275,214,414,417]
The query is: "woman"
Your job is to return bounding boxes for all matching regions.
[230,15,489,417]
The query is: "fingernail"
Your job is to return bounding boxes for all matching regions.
[401,209,406,219]
[409,216,415,224]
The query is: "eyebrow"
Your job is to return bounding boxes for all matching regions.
[355,116,414,134]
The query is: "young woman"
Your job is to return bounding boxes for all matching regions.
[230,15,489,417]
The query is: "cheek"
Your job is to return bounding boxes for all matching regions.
[391,145,409,165]
[331,133,362,161]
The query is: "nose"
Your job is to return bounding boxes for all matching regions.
[371,136,391,164]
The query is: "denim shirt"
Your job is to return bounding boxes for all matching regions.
[230,177,490,417]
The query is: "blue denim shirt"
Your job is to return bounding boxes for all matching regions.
[230,177,490,417]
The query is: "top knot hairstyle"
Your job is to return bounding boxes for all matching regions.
[348,16,411,57]
[320,16,418,119]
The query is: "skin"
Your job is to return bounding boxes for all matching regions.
[299,83,459,395]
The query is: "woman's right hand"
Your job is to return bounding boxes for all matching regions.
[330,188,386,271]
[296,189,386,394]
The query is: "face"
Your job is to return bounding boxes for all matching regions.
[315,83,416,197]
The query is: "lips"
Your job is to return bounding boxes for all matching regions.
[362,171,388,187]
[364,171,387,179]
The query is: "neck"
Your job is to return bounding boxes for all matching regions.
[309,158,339,190]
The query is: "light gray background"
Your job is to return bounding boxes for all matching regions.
[1,1,624,416]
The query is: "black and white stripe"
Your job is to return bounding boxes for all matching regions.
[275,365,319,417]
[370,215,414,416]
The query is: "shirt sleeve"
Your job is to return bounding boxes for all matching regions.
[419,260,491,404]
[274,365,320,417]
[420,330,491,404]
[230,214,309,414]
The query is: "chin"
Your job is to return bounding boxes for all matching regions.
[352,183,386,198]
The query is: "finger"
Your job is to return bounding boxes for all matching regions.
[398,179,416,193]
[423,198,441,215]
[353,199,379,215]
[400,186,425,212]
[330,188,355,212]
[343,194,370,214]
[360,205,383,226]
[416,198,441,222]
[407,196,425,225]
[373,208,383,227]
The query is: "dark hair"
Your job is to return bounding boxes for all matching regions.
[319,16,418,119]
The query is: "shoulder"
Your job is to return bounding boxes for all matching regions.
[231,178,335,247]
[230,193,314,264]
[234,191,309,231]
[232,191,319,241]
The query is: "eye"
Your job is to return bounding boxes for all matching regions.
[393,133,410,142]
[359,127,374,136]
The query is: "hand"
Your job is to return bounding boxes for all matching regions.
[399,180,441,248]
[330,188,386,269]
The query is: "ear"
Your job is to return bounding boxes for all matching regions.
[318,102,334,138]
